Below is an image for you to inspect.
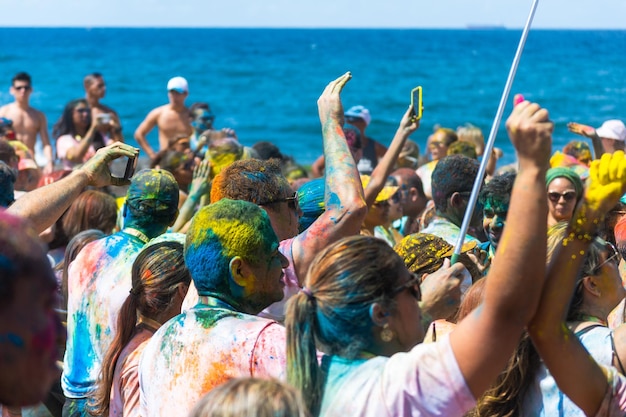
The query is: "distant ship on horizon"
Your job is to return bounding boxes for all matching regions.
[466,24,507,30]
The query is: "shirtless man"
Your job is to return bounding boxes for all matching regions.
[0,72,54,173]
[84,72,123,143]
[134,76,193,161]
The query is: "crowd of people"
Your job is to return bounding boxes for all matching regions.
[2,69,626,417]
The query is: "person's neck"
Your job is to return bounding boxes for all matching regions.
[75,125,89,137]
[15,99,29,110]
[577,306,609,325]
[169,102,186,112]
[437,210,462,228]
[86,95,99,108]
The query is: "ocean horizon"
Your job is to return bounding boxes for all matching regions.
[1,28,625,167]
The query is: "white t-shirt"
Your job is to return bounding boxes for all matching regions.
[319,335,475,417]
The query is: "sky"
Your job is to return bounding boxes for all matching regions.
[1,0,626,29]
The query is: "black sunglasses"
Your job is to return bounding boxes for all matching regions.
[390,272,422,301]
[548,191,577,203]
[259,192,299,211]
[592,241,621,274]
[14,85,31,91]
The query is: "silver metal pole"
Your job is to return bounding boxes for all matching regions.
[452,0,540,259]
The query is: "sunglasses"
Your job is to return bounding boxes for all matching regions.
[14,85,31,91]
[259,192,299,212]
[593,241,621,274]
[391,272,422,301]
[75,108,90,114]
[548,191,577,203]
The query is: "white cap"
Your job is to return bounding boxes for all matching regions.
[345,105,372,126]
[596,120,626,142]
[167,76,188,94]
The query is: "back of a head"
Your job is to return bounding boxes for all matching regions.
[252,141,284,161]
[184,199,276,297]
[125,169,179,228]
[289,235,404,358]
[431,155,479,212]
[62,190,118,239]
[0,210,53,307]
[189,378,308,417]
[447,141,478,159]
[210,159,288,206]
[0,161,16,207]
[297,177,325,233]
[457,124,484,153]
[130,240,191,317]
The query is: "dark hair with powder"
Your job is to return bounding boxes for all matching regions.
[431,155,480,212]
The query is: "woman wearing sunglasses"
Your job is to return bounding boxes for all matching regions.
[53,98,119,170]
[529,151,626,416]
[466,222,625,417]
[285,99,554,416]
[546,167,584,228]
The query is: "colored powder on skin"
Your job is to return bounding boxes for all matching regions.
[0,333,25,348]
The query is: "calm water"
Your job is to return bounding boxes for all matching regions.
[1,28,625,166]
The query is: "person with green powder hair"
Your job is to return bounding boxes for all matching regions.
[138,199,290,417]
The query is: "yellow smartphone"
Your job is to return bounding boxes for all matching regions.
[410,86,423,121]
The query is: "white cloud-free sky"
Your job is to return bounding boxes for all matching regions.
[1,0,625,28]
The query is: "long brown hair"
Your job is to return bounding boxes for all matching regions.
[89,241,190,416]
[285,236,405,415]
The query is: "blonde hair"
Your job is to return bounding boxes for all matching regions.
[189,378,309,417]
[457,123,485,156]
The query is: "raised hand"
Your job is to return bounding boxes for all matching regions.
[419,259,465,323]
[398,105,420,135]
[567,122,597,139]
[505,98,553,169]
[79,142,139,187]
[318,72,351,127]
[188,158,211,199]
[583,151,626,215]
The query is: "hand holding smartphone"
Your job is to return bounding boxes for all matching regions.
[410,86,423,122]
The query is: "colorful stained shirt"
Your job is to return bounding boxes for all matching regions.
[138,299,287,417]
[62,231,147,398]
[319,335,475,417]
[420,216,481,247]
[110,328,153,417]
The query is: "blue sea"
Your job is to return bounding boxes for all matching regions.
[1,28,625,167]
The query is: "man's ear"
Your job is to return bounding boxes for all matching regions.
[369,302,390,327]
[449,192,463,209]
[581,276,601,298]
[229,256,248,288]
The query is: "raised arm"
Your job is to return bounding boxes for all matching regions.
[134,109,159,160]
[568,122,604,160]
[8,142,138,233]
[528,151,626,416]
[364,106,418,207]
[290,72,367,282]
[449,99,553,398]
[171,159,210,232]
